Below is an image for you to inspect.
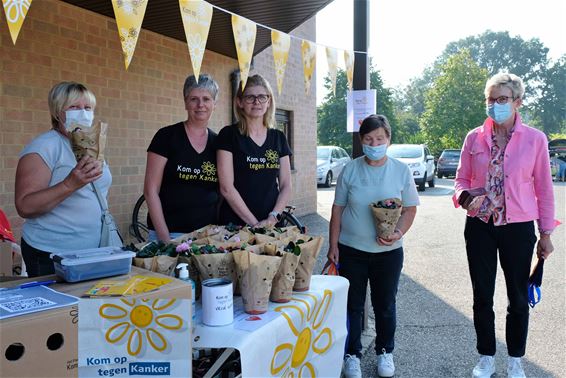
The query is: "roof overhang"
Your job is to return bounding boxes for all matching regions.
[60,0,334,59]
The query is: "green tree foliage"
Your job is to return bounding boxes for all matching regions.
[529,55,566,134]
[421,50,489,156]
[317,67,397,153]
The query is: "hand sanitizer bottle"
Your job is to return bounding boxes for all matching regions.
[176,263,195,331]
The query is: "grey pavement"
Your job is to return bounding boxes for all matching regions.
[299,179,566,377]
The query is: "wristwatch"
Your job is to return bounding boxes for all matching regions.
[269,211,281,221]
[539,229,552,236]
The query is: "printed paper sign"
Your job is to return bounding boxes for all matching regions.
[179,0,213,82]
[347,89,377,132]
[79,298,190,377]
[271,30,291,95]
[111,0,148,70]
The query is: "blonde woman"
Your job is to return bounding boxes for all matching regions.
[217,74,292,226]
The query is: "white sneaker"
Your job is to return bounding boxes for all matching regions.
[507,357,526,378]
[343,354,362,378]
[472,355,495,378]
[377,348,395,377]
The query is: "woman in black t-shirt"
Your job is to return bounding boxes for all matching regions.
[217,74,292,226]
[144,74,220,242]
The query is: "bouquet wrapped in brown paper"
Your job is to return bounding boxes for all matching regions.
[270,243,301,303]
[69,121,108,162]
[233,249,282,314]
[369,198,402,239]
[293,236,324,292]
[129,241,178,276]
[192,245,238,294]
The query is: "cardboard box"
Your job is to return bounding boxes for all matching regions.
[0,267,191,378]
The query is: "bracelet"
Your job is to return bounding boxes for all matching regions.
[394,228,404,237]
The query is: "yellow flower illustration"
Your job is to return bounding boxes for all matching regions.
[116,0,146,15]
[202,161,216,176]
[3,0,31,23]
[99,298,183,357]
[271,290,333,377]
[265,149,279,164]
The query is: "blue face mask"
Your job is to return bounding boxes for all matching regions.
[486,102,513,124]
[362,143,387,161]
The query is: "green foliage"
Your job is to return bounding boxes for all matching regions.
[420,50,489,156]
[529,55,566,134]
[317,66,397,154]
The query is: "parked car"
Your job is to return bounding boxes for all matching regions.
[437,149,461,178]
[387,144,435,191]
[317,146,351,187]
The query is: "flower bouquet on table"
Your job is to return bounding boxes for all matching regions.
[247,225,302,244]
[69,121,108,162]
[270,240,301,303]
[175,241,201,300]
[369,198,402,239]
[125,241,178,276]
[191,243,239,295]
[233,249,282,314]
[292,235,324,292]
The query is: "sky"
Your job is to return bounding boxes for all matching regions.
[315,0,566,104]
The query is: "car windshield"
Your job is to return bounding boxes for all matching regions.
[317,147,331,159]
[441,150,461,159]
[387,145,422,159]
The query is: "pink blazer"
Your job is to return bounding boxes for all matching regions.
[454,114,555,232]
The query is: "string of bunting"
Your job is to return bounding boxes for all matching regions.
[2,0,368,95]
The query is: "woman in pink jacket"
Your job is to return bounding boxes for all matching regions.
[455,73,555,378]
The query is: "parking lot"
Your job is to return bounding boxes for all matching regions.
[300,178,565,377]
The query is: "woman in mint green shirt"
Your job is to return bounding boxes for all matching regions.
[327,115,419,378]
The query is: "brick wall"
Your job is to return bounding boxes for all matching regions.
[0,1,317,243]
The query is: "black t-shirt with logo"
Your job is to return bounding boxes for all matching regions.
[147,122,219,233]
[216,124,292,225]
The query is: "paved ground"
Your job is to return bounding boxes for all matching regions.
[299,178,565,377]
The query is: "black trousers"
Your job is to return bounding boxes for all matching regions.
[464,217,536,357]
[339,243,403,358]
[21,238,55,277]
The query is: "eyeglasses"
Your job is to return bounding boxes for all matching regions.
[486,95,514,105]
[242,94,270,104]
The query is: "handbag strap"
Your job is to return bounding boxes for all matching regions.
[91,182,108,212]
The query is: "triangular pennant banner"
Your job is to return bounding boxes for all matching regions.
[2,0,33,44]
[271,30,291,96]
[325,47,338,96]
[301,40,316,96]
[231,14,256,90]
[344,50,355,91]
[111,0,148,70]
[179,0,213,82]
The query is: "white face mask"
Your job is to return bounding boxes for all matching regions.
[64,109,94,129]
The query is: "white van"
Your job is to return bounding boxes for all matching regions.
[387,144,436,191]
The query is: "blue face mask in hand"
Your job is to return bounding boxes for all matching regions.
[486,102,513,124]
[65,109,94,129]
[362,143,387,161]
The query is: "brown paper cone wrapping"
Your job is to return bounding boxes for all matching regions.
[270,252,300,303]
[193,253,239,294]
[69,121,107,162]
[133,256,156,271]
[254,233,277,244]
[276,226,302,239]
[369,198,402,239]
[293,236,324,291]
[233,250,282,314]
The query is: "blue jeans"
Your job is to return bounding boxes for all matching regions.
[339,243,403,357]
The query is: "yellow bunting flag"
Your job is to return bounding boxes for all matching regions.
[301,40,316,96]
[179,0,212,82]
[271,30,291,95]
[2,0,32,44]
[344,50,355,91]
[231,14,256,90]
[326,47,338,96]
[111,0,148,70]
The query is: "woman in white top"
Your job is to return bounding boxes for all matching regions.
[15,82,111,277]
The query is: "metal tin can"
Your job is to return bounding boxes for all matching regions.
[201,278,233,326]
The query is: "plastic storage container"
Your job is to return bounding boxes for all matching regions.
[51,247,135,282]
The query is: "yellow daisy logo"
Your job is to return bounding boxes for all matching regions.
[265,149,279,164]
[99,298,183,357]
[270,290,333,377]
[201,161,216,176]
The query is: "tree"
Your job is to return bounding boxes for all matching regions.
[420,50,489,156]
[317,67,397,153]
[529,55,566,134]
